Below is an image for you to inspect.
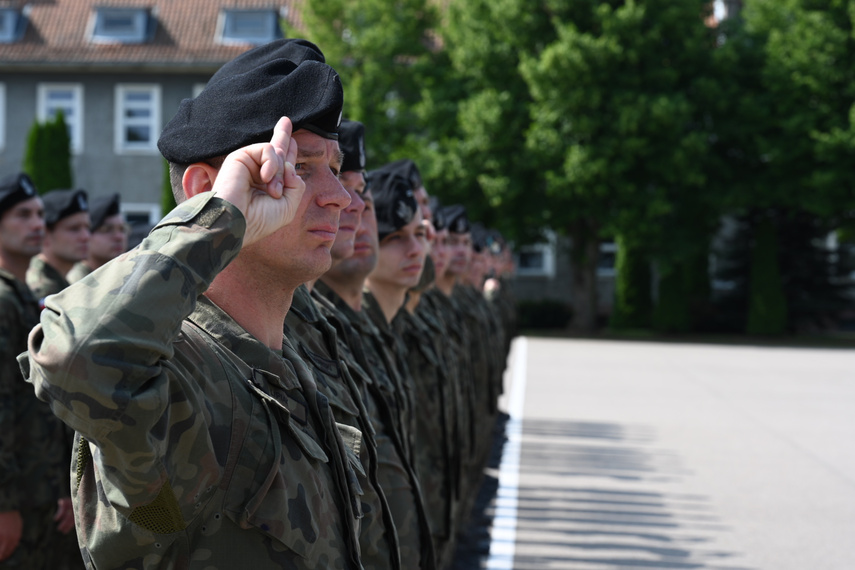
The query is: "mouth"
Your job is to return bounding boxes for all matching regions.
[402,263,423,273]
[308,225,338,241]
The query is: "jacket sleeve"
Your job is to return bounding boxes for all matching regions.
[18,192,245,512]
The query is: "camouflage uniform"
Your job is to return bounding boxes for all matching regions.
[421,288,475,525]
[392,306,457,566]
[65,262,92,285]
[285,285,401,570]
[19,194,363,570]
[0,268,68,569]
[25,256,69,306]
[313,282,436,570]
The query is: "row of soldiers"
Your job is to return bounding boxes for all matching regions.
[1,37,516,569]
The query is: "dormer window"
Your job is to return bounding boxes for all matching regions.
[90,7,154,44]
[217,9,281,46]
[0,8,26,43]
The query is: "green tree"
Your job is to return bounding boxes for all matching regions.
[712,0,855,334]
[300,0,439,166]
[520,0,716,331]
[23,110,73,193]
[161,159,176,216]
[611,235,652,329]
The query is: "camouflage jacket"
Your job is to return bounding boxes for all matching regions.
[0,268,67,512]
[285,284,402,570]
[312,282,436,570]
[66,261,93,284]
[19,194,363,569]
[26,255,69,305]
[392,307,455,541]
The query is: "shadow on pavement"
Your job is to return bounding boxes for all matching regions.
[452,417,756,570]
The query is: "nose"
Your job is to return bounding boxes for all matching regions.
[344,186,365,215]
[316,171,351,211]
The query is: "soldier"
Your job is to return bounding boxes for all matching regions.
[287,117,404,570]
[314,172,436,569]
[20,46,365,569]
[0,173,73,569]
[26,188,90,303]
[67,193,128,283]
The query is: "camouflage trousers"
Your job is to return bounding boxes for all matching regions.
[0,504,84,570]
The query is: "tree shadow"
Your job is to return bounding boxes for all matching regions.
[453,417,756,570]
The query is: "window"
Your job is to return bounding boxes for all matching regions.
[516,231,556,278]
[37,84,83,154]
[192,83,207,98]
[91,8,153,44]
[122,203,161,249]
[597,241,617,277]
[0,83,5,150]
[217,9,281,45]
[115,85,161,154]
[0,8,24,43]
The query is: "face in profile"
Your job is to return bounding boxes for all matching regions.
[331,170,366,262]
[371,209,428,292]
[90,214,129,263]
[0,197,45,259]
[446,231,472,277]
[46,211,91,263]
[243,129,351,285]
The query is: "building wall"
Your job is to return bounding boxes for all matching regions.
[0,71,211,214]
[509,236,616,316]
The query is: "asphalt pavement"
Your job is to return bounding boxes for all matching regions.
[457,336,855,570]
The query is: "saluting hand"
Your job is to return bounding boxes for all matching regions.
[212,116,305,247]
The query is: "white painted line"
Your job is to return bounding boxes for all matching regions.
[486,336,528,570]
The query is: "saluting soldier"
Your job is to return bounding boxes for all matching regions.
[26,188,90,303]
[0,173,73,569]
[67,193,128,283]
[20,45,365,569]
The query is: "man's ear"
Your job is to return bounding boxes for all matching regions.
[182,163,219,199]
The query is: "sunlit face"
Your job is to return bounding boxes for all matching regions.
[0,197,45,260]
[244,130,351,285]
[327,187,379,281]
[90,214,128,264]
[372,209,427,292]
[45,211,90,263]
[446,231,472,277]
[430,227,451,278]
[331,170,366,261]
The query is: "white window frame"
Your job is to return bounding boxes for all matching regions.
[0,83,5,151]
[217,9,280,46]
[516,231,557,278]
[122,202,161,225]
[597,241,618,278]
[37,83,83,154]
[114,84,161,154]
[90,8,150,44]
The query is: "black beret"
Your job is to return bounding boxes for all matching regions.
[158,59,343,164]
[430,197,446,231]
[366,170,418,241]
[89,194,121,230]
[0,173,38,216]
[440,204,470,234]
[339,119,366,173]
[209,39,326,83]
[378,158,422,190]
[471,222,487,253]
[43,189,89,227]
